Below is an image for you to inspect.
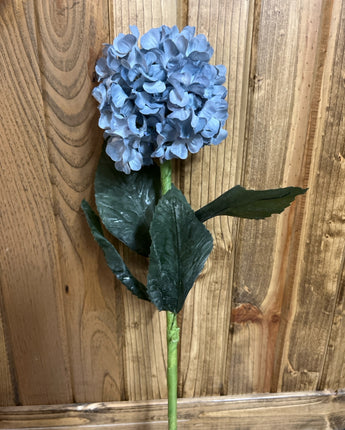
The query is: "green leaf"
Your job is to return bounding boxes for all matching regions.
[195,185,307,222]
[147,185,213,314]
[81,200,150,302]
[95,147,161,257]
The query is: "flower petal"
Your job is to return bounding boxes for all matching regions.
[113,33,137,57]
[110,84,128,108]
[106,137,125,162]
[187,136,204,153]
[211,128,228,145]
[168,142,188,159]
[169,88,189,107]
[130,25,140,39]
[140,28,161,50]
[143,80,166,94]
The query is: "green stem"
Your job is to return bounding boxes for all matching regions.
[160,160,179,429]
[160,159,172,194]
[167,311,179,430]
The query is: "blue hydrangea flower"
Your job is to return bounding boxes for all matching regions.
[93,25,228,174]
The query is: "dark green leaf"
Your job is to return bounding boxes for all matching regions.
[147,185,213,314]
[195,185,307,222]
[81,200,150,302]
[95,147,161,257]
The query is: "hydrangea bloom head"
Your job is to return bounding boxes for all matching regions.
[93,25,228,174]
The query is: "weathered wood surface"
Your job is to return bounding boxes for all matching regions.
[230,0,334,395]
[0,0,73,405]
[276,0,345,393]
[1,391,344,429]
[0,0,345,410]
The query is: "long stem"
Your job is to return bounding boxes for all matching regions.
[160,160,179,430]
[167,311,179,430]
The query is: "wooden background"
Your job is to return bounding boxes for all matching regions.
[0,0,345,409]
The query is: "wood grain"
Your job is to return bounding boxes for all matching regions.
[31,0,124,403]
[229,0,328,394]
[0,299,14,406]
[313,0,345,392]
[0,391,344,429]
[0,0,345,410]
[0,0,72,405]
[277,0,345,392]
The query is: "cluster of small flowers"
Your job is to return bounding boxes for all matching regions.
[93,25,228,173]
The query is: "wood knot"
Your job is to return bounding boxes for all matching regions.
[231,303,263,324]
[271,313,280,323]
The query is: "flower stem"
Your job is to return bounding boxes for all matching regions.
[160,160,179,429]
[160,160,172,194]
[167,311,179,430]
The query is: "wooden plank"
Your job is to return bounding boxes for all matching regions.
[228,0,329,394]
[0,304,14,406]
[179,0,255,398]
[31,0,123,403]
[313,0,345,392]
[110,0,178,34]
[0,1,72,405]
[107,1,178,401]
[0,391,344,429]
[277,0,345,392]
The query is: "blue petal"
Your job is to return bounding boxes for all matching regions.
[167,142,188,159]
[129,153,143,171]
[113,33,137,57]
[135,92,162,114]
[144,51,157,67]
[191,114,207,133]
[106,137,125,162]
[115,160,131,174]
[201,117,220,138]
[169,71,192,87]
[163,39,179,57]
[156,121,178,141]
[140,105,160,115]
[99,111,112,129]
[186,34,214,61]
[110,117,128,137]
[151,145,165,159]
[167,108,190,121]
[173,35,188,54]
[169,88,189,107]
[187,136,204,153]
[146,64,166,81]
[120,99,135,117]
[180,26,195,41]
[143,80,166,94]
[95,57,110,79]
[212,85,227,98]
[92,83,107,108]
[125,47,145,69]
[110,84,128,108]
[199,98,228,121]
[128,114,146,136]
[140,27,161,50]
[130,25,140,39]
[211,128,228,145]
[215,65,227,84]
